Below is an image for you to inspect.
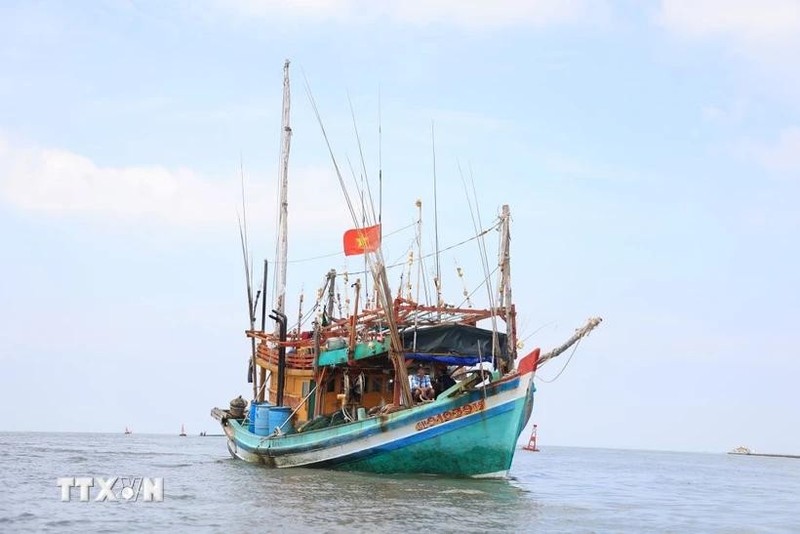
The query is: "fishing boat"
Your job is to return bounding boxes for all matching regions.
[124,427,132,435]
[727,446,800,459]
[211,61,602,478]
[179,424,187,437]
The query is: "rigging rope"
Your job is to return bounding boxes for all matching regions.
[285,221,416,264]
[285,219,499,276]
[339,220,500,277]
[456,265,499,309]
[519,321,557,345]
[536,338,583,384]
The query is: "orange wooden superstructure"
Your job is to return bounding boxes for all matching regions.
[246,295,519,425]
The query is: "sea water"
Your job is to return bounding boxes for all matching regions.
[0,432,798,533]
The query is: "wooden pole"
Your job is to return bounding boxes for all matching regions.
[538,317,603,368]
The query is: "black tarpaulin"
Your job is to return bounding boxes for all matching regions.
[400,324,509,361]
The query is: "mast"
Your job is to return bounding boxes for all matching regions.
[325,269,336,322]
[237,217,258,401]
[258,259,268,402]
[378,89,382,243]
[372,259,413,406]
[497,204,516,372]
[305,79,411,406]
[432,121,442,312]
[274,59,292,321]
[267,60,292,406]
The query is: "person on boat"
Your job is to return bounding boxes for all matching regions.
[410,366,435,402]
[433,368,456,398]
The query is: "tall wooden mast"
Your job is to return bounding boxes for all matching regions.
[258,60,292,404]
[274,59,292,319]
[371,259,412,406]
[497,204,517,372]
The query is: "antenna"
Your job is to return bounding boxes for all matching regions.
[347,94,377,226]
[432,121,442,311]
[237,214,257,401]
[297,289,304,334]
[378,87,382,242]
[458,161,499,361]
[305,74,412,406]
[240,155,252,293]
[362,172,368,306]
[469,165,500,363]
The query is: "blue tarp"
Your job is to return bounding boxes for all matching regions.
[403,353,494,366]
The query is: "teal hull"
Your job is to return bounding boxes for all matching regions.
[337,396,527,476]
[218,370,536,478]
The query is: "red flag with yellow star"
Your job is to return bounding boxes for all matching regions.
[343,224,381,256]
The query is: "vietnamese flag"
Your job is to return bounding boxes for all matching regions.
[343,224,381,256]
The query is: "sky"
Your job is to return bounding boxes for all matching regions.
[1,0,799,454]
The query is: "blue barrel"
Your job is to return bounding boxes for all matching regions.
[267,406,294,435]
[253,402,272,436]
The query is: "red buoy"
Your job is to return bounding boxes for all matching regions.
[522,424,540,452]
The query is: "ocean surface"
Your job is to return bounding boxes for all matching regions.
[0,432,798,533]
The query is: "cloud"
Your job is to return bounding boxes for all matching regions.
[384,0,597,30]
[657,1,800,101]
[749,126,800,174]
[0,134,350,232]
[657,0,800,49]
[215,0,604,30]
[700,99,748,125]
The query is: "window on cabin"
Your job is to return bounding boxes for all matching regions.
[302,380,310,397]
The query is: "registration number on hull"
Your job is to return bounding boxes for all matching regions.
[415,399,485,431]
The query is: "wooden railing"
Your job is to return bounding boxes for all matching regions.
[256,344,315,370]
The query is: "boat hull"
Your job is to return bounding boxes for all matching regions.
[217,369,536,478]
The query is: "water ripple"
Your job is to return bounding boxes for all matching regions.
[1,433,798,533]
